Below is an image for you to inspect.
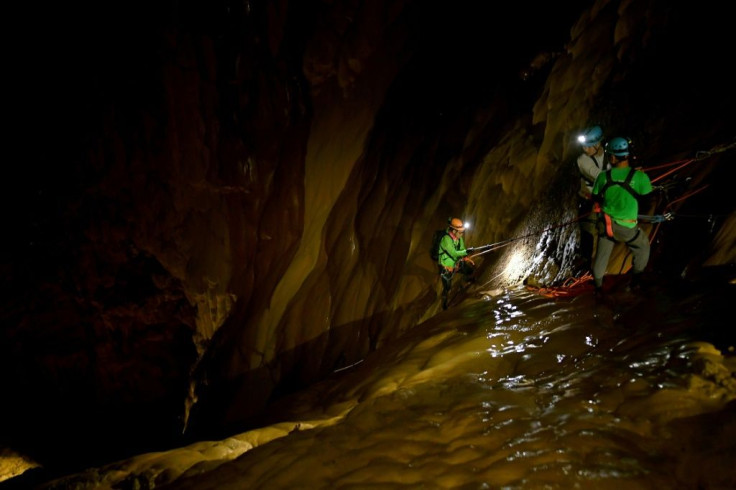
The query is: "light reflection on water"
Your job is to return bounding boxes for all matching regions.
[43,284,736,489]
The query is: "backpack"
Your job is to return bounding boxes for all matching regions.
[430,229,449,262]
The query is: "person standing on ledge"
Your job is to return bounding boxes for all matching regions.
[576,125,610,271]
[437,218,475,310]
[591,137,653,294]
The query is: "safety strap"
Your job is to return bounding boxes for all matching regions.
[625,228,641,244]
[603,212,613,238]
[583,153,605,185]
[599,168,640,198]
[601,213,641,241]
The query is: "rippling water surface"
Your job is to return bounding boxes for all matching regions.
[41,281,736,489]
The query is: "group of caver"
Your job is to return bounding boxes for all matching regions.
[435,126,653,309]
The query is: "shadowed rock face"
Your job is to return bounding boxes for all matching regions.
[2,0,734,478]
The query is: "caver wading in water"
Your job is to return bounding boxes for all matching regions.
[591,137,653,295]
[436,218,476,310]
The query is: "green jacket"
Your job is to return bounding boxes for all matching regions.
[438,231,468,269]
[592,167,652,228]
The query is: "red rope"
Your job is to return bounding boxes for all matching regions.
[526,272,594,298]
[644,158,693,173]
[665,184,709,211]
[650,159,696,184]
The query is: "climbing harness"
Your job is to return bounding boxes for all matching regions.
[595,168,642,237]
[597,167,639,198]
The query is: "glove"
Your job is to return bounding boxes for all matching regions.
[466,247,474,253]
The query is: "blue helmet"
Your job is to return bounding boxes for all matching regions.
[605,137,630,157]
[577,126,603,146]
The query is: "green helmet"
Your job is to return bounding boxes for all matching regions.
[605,137,630,157]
